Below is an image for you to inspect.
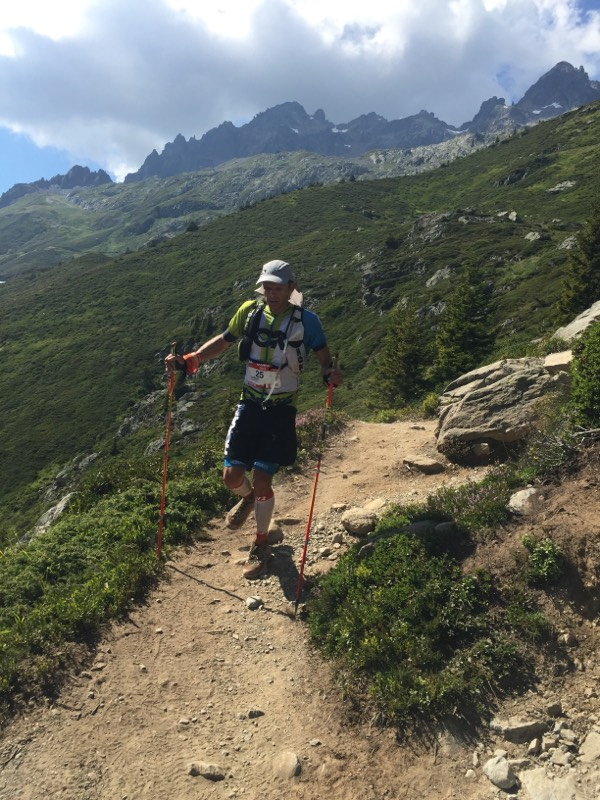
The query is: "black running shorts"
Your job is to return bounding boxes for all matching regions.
[224,400,298,469]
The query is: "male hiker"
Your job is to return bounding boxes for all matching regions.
[165,259,342,579]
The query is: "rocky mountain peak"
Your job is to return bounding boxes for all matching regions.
[516,61,600,118]
[121,61,599,183]
[0,166,113,209]
[2,61,599,200]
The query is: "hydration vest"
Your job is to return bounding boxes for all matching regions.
[238,301,307,396]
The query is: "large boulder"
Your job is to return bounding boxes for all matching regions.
[553,299,600,341]
[436,358,569,462]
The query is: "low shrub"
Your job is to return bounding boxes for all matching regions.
[520,535,565,586]
[295,408,348,464]
[420,392,440,419]
[570,320,600,428]
[424,470,514,538]
[308,518,543,727]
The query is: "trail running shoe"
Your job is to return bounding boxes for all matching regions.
[225,495,254,530]
[242,540,270,580]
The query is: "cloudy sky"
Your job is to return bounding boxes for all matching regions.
[0,0,599,195]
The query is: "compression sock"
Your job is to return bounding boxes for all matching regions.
[254,491,275,534]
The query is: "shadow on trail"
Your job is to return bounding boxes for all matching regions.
[166,555,309,621]
[166,563,245,603]
[266,543,315,620]
[268,544,301,601]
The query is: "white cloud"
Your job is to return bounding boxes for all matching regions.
[0,0,598,184]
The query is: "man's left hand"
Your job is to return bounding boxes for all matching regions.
[322,366,343,387]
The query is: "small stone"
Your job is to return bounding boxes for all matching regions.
[188,762,225,781]
[558,631,577,647]
[551,750,574,766]
[272,751,301,780]
[246,596,263,610]
[482,756,517,791]
[363,497,387,511]
[341,508,377,536]
[546,701,563,717]
[527,738,541,756]
[266,524,284,544]
[402,455,445,474]
[559,728,578,744]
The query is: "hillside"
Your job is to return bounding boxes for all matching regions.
[2,61,598,278]
[1,420,599,799]
[1,99,599,529]
[0,134,486,278]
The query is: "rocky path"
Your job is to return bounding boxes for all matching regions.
[2,420,600,800]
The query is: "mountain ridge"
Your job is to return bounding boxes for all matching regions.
[124,61,600,182]
[1,60,598,211]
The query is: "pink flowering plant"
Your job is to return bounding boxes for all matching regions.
[295,408,348,465]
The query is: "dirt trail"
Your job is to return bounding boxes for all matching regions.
[0,420,492,800]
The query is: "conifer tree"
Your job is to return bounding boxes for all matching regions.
[429,267,494,386]
[371,301,431,407]
[557,199,600,321]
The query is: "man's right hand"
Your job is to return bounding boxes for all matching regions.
[165,351,203,375]
[164,353,185,373]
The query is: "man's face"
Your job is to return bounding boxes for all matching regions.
[262,281,294,314]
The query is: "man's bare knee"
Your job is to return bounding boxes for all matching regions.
[223,466,247,491]
[253,469,273,497]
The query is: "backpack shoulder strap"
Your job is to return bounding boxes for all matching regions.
[238,299,265,362]
[244,299,265,335]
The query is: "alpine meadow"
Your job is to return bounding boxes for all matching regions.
[1,96,600,730]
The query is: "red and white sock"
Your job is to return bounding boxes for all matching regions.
[254,491,275,534]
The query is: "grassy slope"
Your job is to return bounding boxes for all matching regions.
[1,102,599,528]
[0,138,488,279]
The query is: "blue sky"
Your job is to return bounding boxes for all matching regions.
[0,0,598,196]
[0,129,104,191]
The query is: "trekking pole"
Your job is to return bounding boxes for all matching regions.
[156,343,177,559]
[293,373,336,618]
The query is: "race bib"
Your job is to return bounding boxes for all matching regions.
[245,361,281,391]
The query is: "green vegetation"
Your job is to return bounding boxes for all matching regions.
[520,535,565,586]
[428,266,494,385]
[305,336,598,729]
[295,408,348,465]
[308,528,548,725]
[1,102,600,724]
[557,198,600,320]
[0,449,229,708]
[3,101,600,522]
[570,320,600,428]
[370,301,431,408]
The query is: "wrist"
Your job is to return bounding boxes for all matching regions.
[183,351,202,374]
